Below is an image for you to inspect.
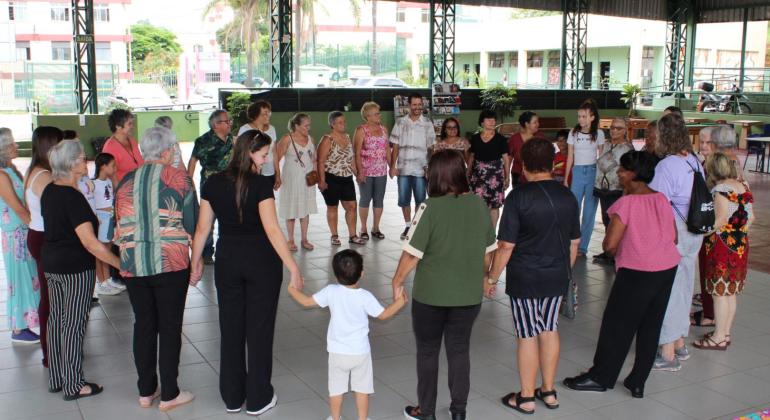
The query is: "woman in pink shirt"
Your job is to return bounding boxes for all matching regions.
[102,109,144,185]
[564,151,680,399]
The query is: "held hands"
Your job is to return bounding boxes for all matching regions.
[189,258,203,286]
[389,167,398,179]
[394,286,408,304]
[356,175,365,185]
[289,269,304,291]
[483,281,496,299]
[273,177,282,191]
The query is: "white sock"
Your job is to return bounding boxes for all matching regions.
[405,223,410,229]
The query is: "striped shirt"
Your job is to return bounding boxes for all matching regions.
[115,164,199,278]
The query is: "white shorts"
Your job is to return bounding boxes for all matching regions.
[328,352,374,396]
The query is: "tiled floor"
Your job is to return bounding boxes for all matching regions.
[1,148,770,420]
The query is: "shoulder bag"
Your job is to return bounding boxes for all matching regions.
[535,182,578,319]
[290,135,318,187]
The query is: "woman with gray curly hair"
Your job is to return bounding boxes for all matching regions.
[0,128,41,344]
[114,126,199,411]
[41,139,120,401]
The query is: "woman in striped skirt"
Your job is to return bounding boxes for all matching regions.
[487,138,581,415]
[40,140,120,400]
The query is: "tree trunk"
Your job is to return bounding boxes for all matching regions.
[294,1,302,82]
[244,10,255,87]
[371,0,377,75]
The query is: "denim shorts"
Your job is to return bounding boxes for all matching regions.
[358,176,387,208]
[397,175,427,208]
[95,209,113,243]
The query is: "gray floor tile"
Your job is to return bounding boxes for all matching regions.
[649,384,746,419]
[700,372,770,406]
[594,398,694,420]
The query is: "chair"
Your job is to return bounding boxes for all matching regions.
[744,123,770,171]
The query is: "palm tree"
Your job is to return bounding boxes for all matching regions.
[204,0,266,87]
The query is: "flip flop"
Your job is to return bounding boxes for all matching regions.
[330,235,341,246]
[359,232,370,241]
[371,231,385,240]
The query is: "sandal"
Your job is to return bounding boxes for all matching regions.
[330,235,341,246]
[63,382,103,401]
[288,242,298,252]
[301,241,314,251]
[371,230,385,240]
[535,388,559,409]
[349,235,366,245]
[359,232,370,241]
[501,392,535,415]
[704,331,731,346]
[693,335,728,351]
[690,310,715,327]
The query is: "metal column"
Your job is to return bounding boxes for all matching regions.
[72,0,97,114]
[560,0,588,90]
[739,8,749,89]
[665,0,693,93]
[428,0,455,87]
[270,0,292,87]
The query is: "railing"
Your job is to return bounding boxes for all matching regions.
[692,66,770,93]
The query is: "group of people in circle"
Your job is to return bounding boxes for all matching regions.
[0,95,753,420]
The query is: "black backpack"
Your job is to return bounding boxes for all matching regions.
[674,156,715,234]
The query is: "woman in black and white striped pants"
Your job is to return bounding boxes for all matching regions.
[41,140,120,400]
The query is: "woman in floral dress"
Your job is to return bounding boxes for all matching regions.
[694,152,754,351]
[0,128,40,343]
[468,110,511,228]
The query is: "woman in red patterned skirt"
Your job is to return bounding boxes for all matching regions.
[694,152,754,351]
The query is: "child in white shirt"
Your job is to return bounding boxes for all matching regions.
[288,249,407,420]
[92,153,125,296]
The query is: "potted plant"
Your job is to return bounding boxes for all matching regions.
[621,83,642,117]
[479,86,517,123]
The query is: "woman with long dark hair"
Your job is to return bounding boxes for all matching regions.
[563,99,605,256]
[190,130,303,415]
[24,126,63,366]
[508,111,544,186]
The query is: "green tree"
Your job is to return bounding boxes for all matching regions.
[206,0,266,87]
[130,23,182,63]
[510,8,559,19]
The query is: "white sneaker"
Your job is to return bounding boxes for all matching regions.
[246,393,277,416]
[96,281,121,296]
[107,278,127,291]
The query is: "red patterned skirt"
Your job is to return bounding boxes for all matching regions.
[703,234,748,296]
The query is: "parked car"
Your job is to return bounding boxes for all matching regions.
[238,77,270,88]
[186,82,249,109]
[104,83,175,111]
[351,77,409,88]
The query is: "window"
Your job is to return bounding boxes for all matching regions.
[15,42,30,61]
[547,50,560,67]
[94,4,110,22]
[9,2,27,21]
[51,41,71,61]
[205,72,221,82]
[13,80,27,99]
[488,53,504,68]
[396,8,405,22]
[509,52,518,68]
[421,9,429,23]
[51,5,70,22]
[95,42,111,61]
[527,51,543,67]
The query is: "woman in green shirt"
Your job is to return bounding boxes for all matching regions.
[392,150,498,420]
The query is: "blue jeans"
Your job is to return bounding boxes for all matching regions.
[397,175,427,208]
[570,164,598,254]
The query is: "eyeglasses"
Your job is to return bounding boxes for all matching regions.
[217,119,233,125]
[445,125,458,129]
[610,126,626,130]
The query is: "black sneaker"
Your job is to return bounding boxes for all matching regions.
[400,227,410,240]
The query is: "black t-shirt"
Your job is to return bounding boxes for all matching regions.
[470,132,508,162]
[498,180,580,298]
[41,184,98,274]
[202,172,274,238]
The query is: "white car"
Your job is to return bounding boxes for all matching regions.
[186,82,249,109]
[105,83,175,110]
[352,77,408,88]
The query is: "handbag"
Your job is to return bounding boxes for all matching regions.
[535,182,578,319]
[290,135,318,187]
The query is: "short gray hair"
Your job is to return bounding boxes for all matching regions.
[0,128,14,167]
[712,125,737,150]
[328,111,344,128]
[140,127,177,161]
[154,116,173,130]
[208,110,227,129]
[49,140,84,180]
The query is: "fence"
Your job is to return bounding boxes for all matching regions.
[20,63,119,114]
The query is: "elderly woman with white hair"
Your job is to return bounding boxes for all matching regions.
[0,128,41,344]
[154,116,186,171]
[41,139,120,400]
[114,127,199,411]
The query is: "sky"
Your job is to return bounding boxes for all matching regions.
[128,0,230,51]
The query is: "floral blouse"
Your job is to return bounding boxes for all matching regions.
[706,183,753,258]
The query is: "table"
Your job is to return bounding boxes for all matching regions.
[747,136,770,174]
[731,120,763,150]
[685,118,711,123]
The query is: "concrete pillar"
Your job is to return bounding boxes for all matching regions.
[629,43,643,86]
[479,51,489,86]
[517,50,528,87]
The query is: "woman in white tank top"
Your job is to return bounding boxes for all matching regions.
[24,126,63,368]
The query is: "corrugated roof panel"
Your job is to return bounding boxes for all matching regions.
[592,0,667,21]
[699,5,770,22]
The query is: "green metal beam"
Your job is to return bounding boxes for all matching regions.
[684,8,697,89]
[739,8,749,89]
[72,0,97,114]
[428,0,456,87]
[270,0,292,87]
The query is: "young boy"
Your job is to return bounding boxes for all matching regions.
[288,250,407,420]
[552,129,571,185]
